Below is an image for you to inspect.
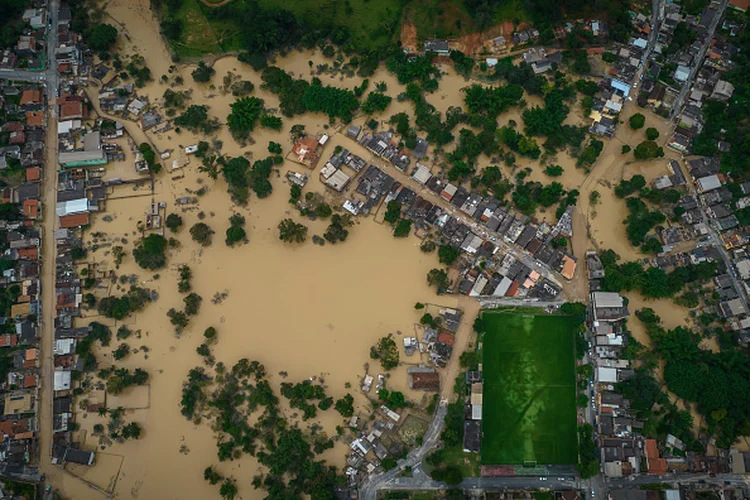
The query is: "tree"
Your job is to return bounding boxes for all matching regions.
[204,466,223,485]
[260,114,283,130]
[324,214,351,244]
[634,140,665,160]
[629,113,645,129]
[89,24,118,51]
[334,394,354,417]
[370,335,399,370]
[621,145,631,154]
[225,213,247,246]
[361,92,392,114]
[113,343,130,361]
[122,422,142,440]
[227,96,263,139]
[278,218,307,243]
[184,292,202,316]
[427,269,449,293]
[646,127,660,140]
[190,223,214,246]
[133,234,167,270]
[393,219,412,237]
[165,213,183,232]
[191,61,215,83]
[268,141,282,154]
[438,245,460,265]
[219,478,238,500]
[544,165,564,177]
[383,201,401,224]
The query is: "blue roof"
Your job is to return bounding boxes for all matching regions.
[611,79,631,97]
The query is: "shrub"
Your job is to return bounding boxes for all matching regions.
[646,127,660,140]
[166,213,183,232]
[190,223,214,246]
[133,234,168,270]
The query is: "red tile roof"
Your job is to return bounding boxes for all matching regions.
[60,100,83,119]
[25,111,43,127]
[59,213,89,228]
[25,167,41,182]
[438,332,455,346]
[730,0,748,11]
[23,199,39,219]
[23,374,37,389]
[20,89,42,105]
[17,247,38,261]
[0,334,18,347]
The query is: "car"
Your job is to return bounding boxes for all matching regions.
[591,490,595,497]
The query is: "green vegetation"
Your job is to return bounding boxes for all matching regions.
[384,200,401,224]
[426,268,449,293]
[301,82,359,122]
[544,165,564,177]
[629,113,645,129]
[227,96,264,139]
[634,140,665,160]
[614,175,646,198]
[624,197,666,247]
[225,213,247,246]
[370,335,400,370]
[138,143,161,174]
[481,311,578,464]
[133,234,168,270]
[166,213,183,232]
[362,92,392,114]
[324,214,352,244]
[438,245,460,265]
[88,23,118,52]
[335,394,355,417]
[578,424,598,478]
[190,222,214,246]
[178,265,192,293]
[577,138,604,167]
[393,219,412,237]
[281,380,328,420]
[221,155,275,204]
[646,127,660,140]
[599,249,717,299]
[99,287,152,320]
[174,105,221,134]
[278,218,308,243]
[192,61,215,83]
[100,367,149,395]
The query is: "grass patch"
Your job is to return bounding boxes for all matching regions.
[481,311,578,465]
[169,0,223,58]
[438,445,481,476]
[256,0,403,51]
[491,0,530,25]
[405,0,477,41]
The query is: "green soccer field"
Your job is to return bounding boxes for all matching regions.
[480,311,578,465]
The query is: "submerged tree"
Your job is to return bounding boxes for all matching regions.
[278,218,308,243]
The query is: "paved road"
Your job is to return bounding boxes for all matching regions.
[359,402,448,500]
[668,0,729,120]
[477,297,565,309]
[0,0,62,485]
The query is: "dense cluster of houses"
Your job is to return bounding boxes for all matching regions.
[0,82,47,481]
[586,257,742,477]
[641,0,738,151]
[334,128,577,297]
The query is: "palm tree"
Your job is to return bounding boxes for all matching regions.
[278,218,308,243]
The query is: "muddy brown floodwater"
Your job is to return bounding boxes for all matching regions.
[48,1,750,497]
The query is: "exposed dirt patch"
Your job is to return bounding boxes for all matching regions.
[401,20,418,52]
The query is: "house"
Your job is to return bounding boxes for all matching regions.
[59,100,84,120]
[62,448,95,466]
[58,132,107,168]
[697,174,722,193]
[290,136,320,169]
[25,111,43,127]
[4,393,32,415]
[674,65,690,82]
[645,439,667,474]
[591,292,629,322]
[424,40,449,55]
[20,89,42,106]
[54,370,71,391]
[407,367,440,392]
[59,213,89,229]
[22,8,46,29]
[140,111,161,130]
[463,420,481,452]
[711,80,735,101]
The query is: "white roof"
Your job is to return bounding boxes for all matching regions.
[493,277,513,297]
[54,370,71,391]
[54,338,75,355]
[56,198,89,217]
[675,65,690,82]
[411,163,432,185]
[442,184,458,196]
[318,134,329,145]
[320,163,337,179]
[57,120,82,135]
[697,175,721,192]
[633,38,648,49]
[592,291,624,308]
[325,169,351,191]
[598,367,618,383]
[486,58,498,67]
[471,404,482,420]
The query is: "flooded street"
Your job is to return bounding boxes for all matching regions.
[46,1,743,496]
